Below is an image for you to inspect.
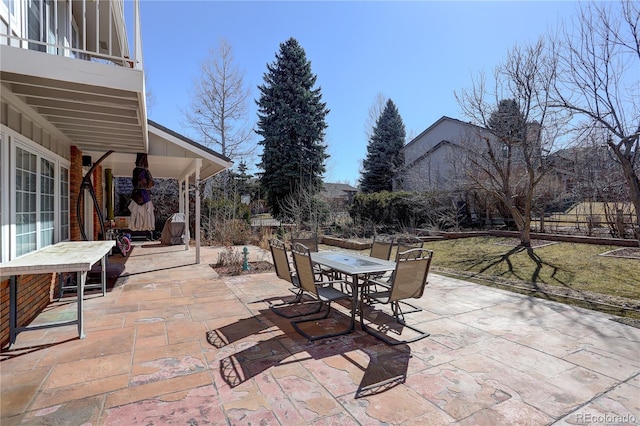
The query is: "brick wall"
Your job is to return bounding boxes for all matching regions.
[70,146,83,241]
[0,273,58,349]
[93,165,103,238]
[0,278,8,348]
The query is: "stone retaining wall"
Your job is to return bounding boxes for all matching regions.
[433,230,639,247]
[321,231,638,249]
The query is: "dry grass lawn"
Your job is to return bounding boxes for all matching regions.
[415,236,640,318]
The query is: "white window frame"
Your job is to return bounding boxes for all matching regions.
[59,165,70,241]
[40,156,56,247]
[14,145,38,257]
[45,0,56,54]
[1,127,70,261]
[0,0,20,38]
[0,132,9,263]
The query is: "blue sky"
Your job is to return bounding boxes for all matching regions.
[132,1,581,186]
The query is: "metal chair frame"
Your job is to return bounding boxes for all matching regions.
[268,238,324,319]
[292,233,342,283]
[386,236,427,314]
[361,248,433,345]
[290,242,354,341]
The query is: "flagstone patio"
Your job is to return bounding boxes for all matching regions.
[1,242,638,425]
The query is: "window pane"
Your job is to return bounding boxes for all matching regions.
[28,0,46,52]
[40,158,55,248]
[60,166,69,240]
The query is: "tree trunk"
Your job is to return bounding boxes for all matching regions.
[609,140,640,247]
[519,221,532,248]
[503,195,531,247]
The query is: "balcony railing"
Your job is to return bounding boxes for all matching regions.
[0,0,143,71]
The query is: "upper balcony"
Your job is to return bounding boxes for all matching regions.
[0,0,147,154]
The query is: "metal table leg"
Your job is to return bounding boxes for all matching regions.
[9,275,17,347]
[77,270,87,339]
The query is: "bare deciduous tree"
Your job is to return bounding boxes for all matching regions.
[278,185,328,235]
[183,39,255,172]
[456,38,568,247]
[551,0,640,243]
[364,92,388,141]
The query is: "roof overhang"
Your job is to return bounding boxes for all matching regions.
[0,44,147,153]
[85,120,232,183]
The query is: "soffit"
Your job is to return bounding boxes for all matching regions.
[0,45,147,154]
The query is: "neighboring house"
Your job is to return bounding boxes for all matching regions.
[0,1,231,347]
[547,145,619,200]
[398,116,488,192]
[321,182,358,209]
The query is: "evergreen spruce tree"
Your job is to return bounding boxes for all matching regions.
[360,99,406,193]
[488,99,526,146]
[256,38,329,218]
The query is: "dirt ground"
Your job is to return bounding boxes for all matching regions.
[212,261,274,276]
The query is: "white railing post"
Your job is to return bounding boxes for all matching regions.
[82,0,86,51]
[95,0,99,53]
[67,0,72,56]
[134,0,143,70]
[108,0,112,56]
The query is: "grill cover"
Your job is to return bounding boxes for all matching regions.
[161,213,187,245]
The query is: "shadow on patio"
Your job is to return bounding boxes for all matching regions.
[208,305,411,398]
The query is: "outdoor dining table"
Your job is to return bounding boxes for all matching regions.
[0,240,115,347]
[310,251,397,329]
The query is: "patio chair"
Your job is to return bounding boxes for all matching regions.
[396,235,424,256]
[292,233,340,281]
[369,235,394,260]
[268,238,325,319]
[361,248,433,345]
[291,233,319,252]
[391,236,428,311]
[364,235,395,287]
[370,236,429,313]
[290,242,354,341]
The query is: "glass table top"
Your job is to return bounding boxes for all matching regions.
[318,252,379,267]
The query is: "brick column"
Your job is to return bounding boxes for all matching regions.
[70,146,83,241]
[92,165,103,239]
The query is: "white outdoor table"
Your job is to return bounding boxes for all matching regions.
[310,251,396,329]
[0,241,115,347]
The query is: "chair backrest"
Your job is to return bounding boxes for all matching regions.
[370,236,394,260]
[396,236,424,258]
[388,248,433,302]
[291,242,319,295]
[269,238,293,284]
[291,234,318,252]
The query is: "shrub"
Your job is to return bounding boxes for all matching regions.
[201,196,252,245]
[216,246,243,275]
[215,219,252,245]
[349,191,459,233]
